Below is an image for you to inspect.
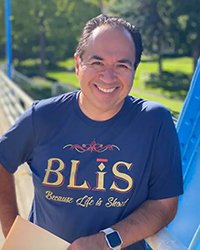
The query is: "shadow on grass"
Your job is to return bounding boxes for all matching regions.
[145,71,192,100]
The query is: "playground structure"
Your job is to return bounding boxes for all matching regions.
[167,57,200,249]
[0,58,200,249]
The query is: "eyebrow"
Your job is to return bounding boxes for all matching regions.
[89,55,133,67]
[89,55,104,61]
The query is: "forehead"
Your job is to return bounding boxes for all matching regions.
[83,25,136,62]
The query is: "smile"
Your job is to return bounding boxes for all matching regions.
[96,86,116,93]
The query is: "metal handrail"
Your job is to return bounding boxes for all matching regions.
[0,70,33,125]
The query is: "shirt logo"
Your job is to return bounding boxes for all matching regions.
[63,139,120,153]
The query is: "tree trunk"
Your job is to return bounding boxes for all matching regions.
[158,54,163,77]
[99,0,107,14]
[39,16,46,76]
[157,40,163,78]
[193,40,200,72]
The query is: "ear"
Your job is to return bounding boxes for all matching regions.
[74,53,80,75]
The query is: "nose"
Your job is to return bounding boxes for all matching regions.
[99,67,117,83]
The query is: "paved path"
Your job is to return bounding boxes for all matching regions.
[0,104,34,248]
[0,103,10,248]
[0,103,10,136]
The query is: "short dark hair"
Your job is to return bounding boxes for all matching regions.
[75,14,143,70]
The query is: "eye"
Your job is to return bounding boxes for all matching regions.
[91,61,104,66]
[116,64,129,69]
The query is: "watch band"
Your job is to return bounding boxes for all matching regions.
[100,227,122,250]
[101,227,115,234]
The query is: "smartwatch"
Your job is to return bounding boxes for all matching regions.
[100,227,123,250]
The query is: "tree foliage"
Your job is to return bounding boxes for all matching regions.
[1,0,199,75]
[172,0,200,69]
[1,0,101,75]
[108,0,175,75]
[108,0,200,71]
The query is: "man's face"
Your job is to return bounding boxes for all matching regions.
[74,25,136,120]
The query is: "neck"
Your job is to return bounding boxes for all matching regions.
[78,93,124,121]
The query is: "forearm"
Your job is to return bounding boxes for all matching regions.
[68,197,178,249]
[113,197,178,248]
[0,164,18,237]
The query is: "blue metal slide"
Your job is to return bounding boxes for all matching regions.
[167,57,200,249]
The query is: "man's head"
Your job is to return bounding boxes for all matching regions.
[74,15,142,121]
[76,14,143,70]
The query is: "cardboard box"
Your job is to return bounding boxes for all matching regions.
[1,216,70,250]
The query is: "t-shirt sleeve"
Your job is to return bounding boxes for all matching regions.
[0,102,37,173]
[148,109,183,199]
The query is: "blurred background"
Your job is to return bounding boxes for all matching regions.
[0,0,200,117]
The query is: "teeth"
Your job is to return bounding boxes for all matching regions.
[97,86,116,93]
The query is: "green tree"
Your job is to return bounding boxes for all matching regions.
[173,0,200,70]
[108,0,175,76]
[2,0,101,75]
[10,0,55,75]
[83,0,111,13]
[108,0,200,72]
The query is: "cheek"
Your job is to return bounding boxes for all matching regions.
[120,73,135,86]
[127,72,135,85]
[79,68,97,82]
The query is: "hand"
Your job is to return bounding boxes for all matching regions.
[67,233,110,250]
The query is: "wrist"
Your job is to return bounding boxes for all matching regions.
[97,233,111,250]
[100,227,123,250]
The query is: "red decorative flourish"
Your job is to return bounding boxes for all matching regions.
[63,140,120,153]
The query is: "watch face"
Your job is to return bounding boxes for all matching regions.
[106,231,122,248]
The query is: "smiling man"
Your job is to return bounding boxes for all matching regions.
[0,14,183,250]
[74,24,136,121]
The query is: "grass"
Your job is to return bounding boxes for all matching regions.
[134,57,192,91]
[58,58,75,68]
[47,57,193,115]
[131,89,183,114]
[47,71,78,86]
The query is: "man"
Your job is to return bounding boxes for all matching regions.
[0,14,183,249]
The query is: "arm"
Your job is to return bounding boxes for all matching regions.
[0,163,18,237]
[68,197,178,250]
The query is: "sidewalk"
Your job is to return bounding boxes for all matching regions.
[0,104,34,248]
[0,103,10,248]
[0,103,10,136]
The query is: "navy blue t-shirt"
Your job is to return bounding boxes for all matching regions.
[0,91,183,249]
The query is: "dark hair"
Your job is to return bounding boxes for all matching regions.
[75,14,143,70]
